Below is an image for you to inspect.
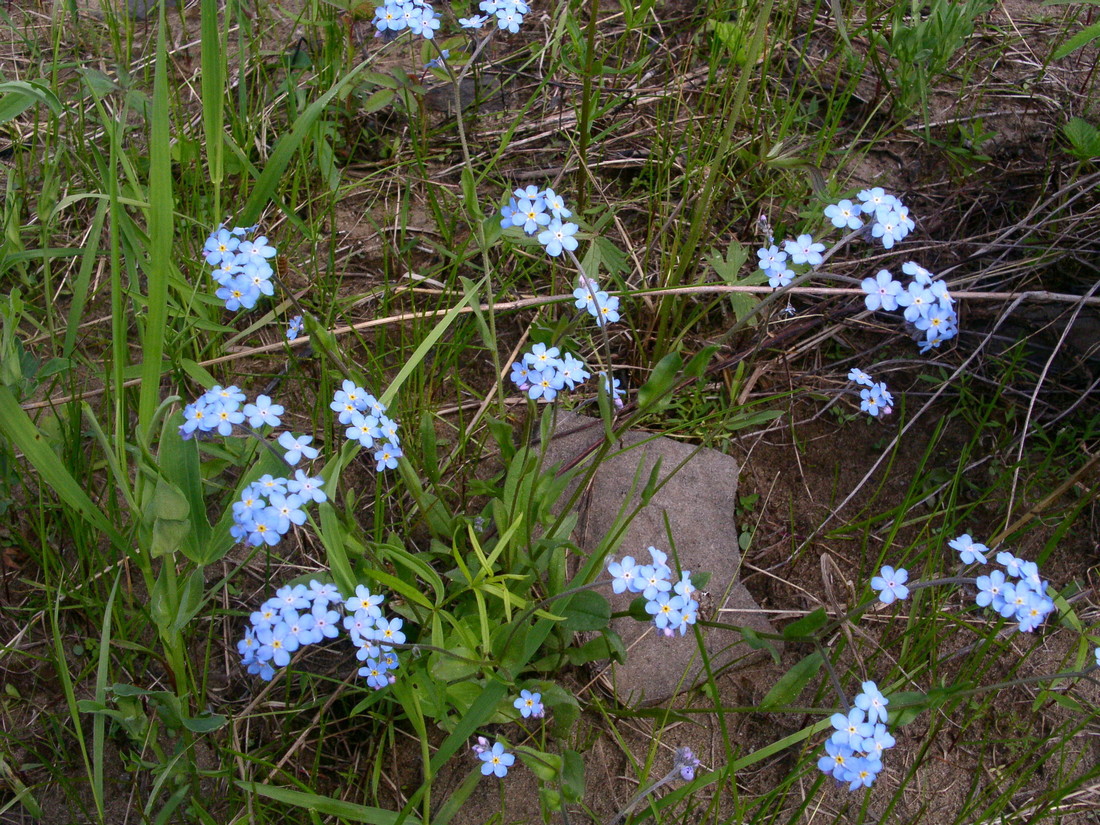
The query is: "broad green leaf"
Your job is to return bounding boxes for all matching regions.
[758,651,823,710]
[560,590,611,631]
[0,80,62,123]
[637,351,681,411]
[150,517,190,559]
[1063,116,1100,159]
[181,712,227,733]
[780,607,829,640]
[515,747,561,782]
[562,750,585,803]
[170,569,205,633]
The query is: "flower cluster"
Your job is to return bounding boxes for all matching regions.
[459,0,530,33]
[861,262,958,352]
[825,188,915,250]
[237,581,405,688]
[471,737,516,777]
[180,384,283,439]
[202,225,277,312]
[331,379,403,472]
[755,233,824,290]
[973,546,1056,634]
[238,580,346,681]
[959,537,1058,634]
[229,469,326,547]
[872,534,1056,634]
[177,385,329,546]
[607,546,698,637]
[500,185,580,257]
[818,681,896,790]
[572,275,621,326]
[847,368,893,418]
[509,343,590,402]
[372,0,441,39]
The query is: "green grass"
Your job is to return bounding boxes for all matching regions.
[1,0,1099,822]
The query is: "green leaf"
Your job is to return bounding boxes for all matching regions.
[200,0,225,185]
[0,80,62,123]
[170,569,205,633]
[379,275,485,408]
[887,690,930,727]
[1053,19,1100,59]
[516,747,561,782]
[758,652,823,710]
[738,626,781,664]
[181,712,227,733]
[431,766,481,825]
[147,476,190,558]
[560,590,611,631]
[682,346,718,380]
[1063,116,1100,159]
[636,351,682,411]
[562,750,585,803]
[780,607,829,640]
[237,782,417,824]
[150,517,189,559]
[0,387,126,550]
[565,633,624,666]
[138,12,174,439]
[626,596,650,622]
[363,87,395,114]
[593,236,628,277]
[149,571,173,633]
[238,57,374,225]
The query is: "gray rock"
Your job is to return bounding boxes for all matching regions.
[544,410,778,705]
[126,0,177,21]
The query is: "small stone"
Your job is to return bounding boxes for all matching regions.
[544,411,778,705]
[125,0,177,21]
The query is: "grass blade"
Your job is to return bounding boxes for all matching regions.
[137,8,175,437]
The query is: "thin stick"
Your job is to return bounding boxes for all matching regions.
[20,284,1100,410]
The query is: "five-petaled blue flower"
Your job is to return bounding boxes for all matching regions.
[479,742,516,778]
[871,566,909,604]
[854,681,889,725]
[514,689,544,718]
[950,533,989,565]
[278,432,319,465]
